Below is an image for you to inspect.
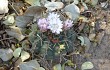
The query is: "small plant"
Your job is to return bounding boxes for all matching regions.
[29,12,77,59]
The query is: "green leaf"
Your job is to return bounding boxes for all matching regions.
[81,61,94,70]
[29,32,36,43]
[64,3,80,21]
[31,24,38,32]
[40,43,49,54]
[13,47,22,58]
[20,51,30,62]
[25,0,41,6]
[78,36,84,46]
[53,64,62,70]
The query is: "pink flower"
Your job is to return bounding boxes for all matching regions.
[37,18,49,32]
[63,19,73,30]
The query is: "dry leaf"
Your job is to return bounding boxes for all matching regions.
[78,36,85,46]
[10,26,22,34]
[0,14,5,20]
[24,6,47,17]
[6,27,25,41]
[83,36,91,52]
[64,3,80,21]
[24,6,47,22]
[19,60,40,70]
[6,30,25,41]
[3,15,15,25]
[53,64,62,70]
[16,6,47,28]
[45,2,64,11]
[91,0,98,6]
[20,51,30,62]
[82,2,88,10]
[40,0,49,6]
[81,61,94,70]
[16,15,33,28]
[99,21,107,30]
[95,30,105,44]
[64,66,73,70]
[13,67,19,70]
[13,47,22,58]
[78,36,91,52]
[12,2,25,15]
[37,67,45,70]
[78,23,86,31]
[14,58,22,67]
[0,0,8,14]
[65,12,72,19]
[0,49,13,61]
[85,0,98,6]
[105,24,110,34]
[101,2,108,8]
[25,0,41,6]
[73,0,79,4]
[89,33,96,41]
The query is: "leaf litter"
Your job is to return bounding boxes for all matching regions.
[0,0,110,70]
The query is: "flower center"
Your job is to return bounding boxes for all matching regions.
[51,24,59,30]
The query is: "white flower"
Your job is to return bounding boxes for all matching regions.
[48,12,60,20]
[47,12,63,34]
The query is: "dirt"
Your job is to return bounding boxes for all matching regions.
[89,33,110,70]
[88,8,110,70]
[72,6,110,70]
[73,27,110,70]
